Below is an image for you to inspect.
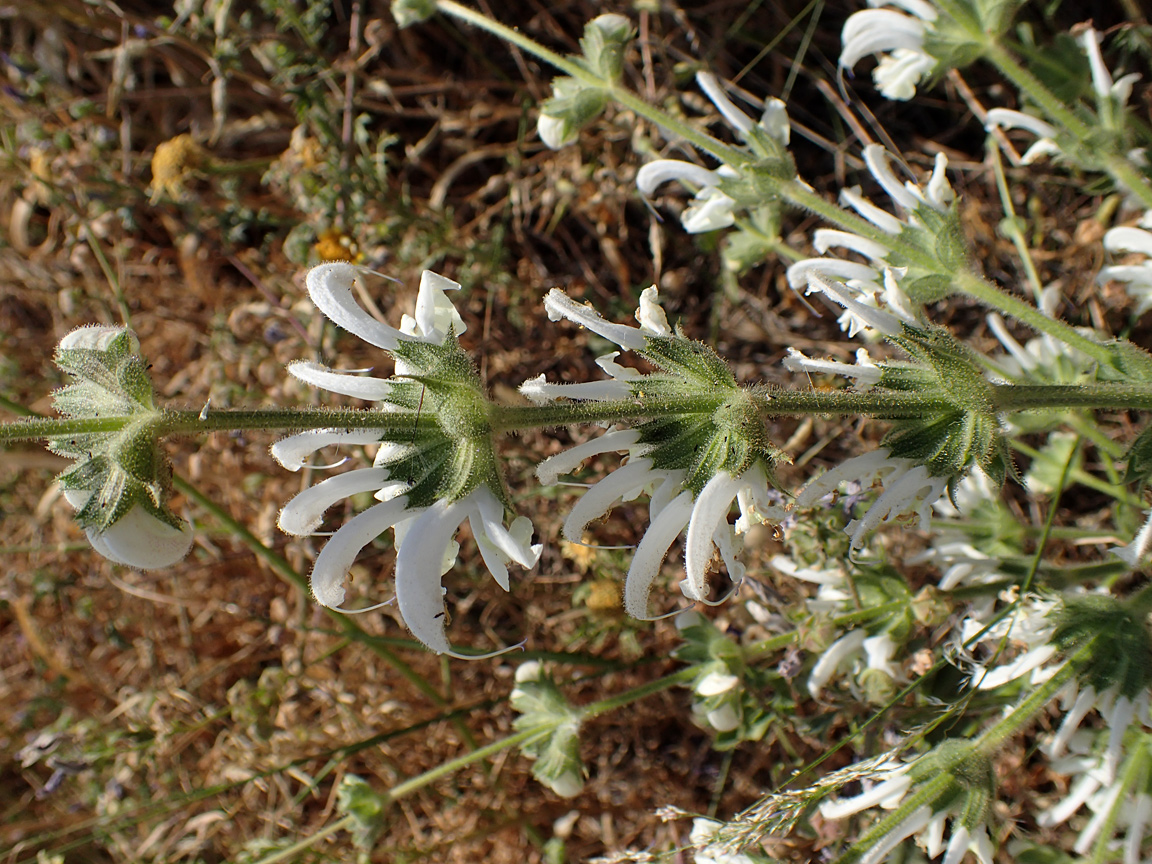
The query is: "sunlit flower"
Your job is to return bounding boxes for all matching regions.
[840,0,938,101]
[984,109,1062,165]
[276,263,540,656]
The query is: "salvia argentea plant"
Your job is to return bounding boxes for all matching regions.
[7,1,1152,861]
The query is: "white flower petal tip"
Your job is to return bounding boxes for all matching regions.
[85,506,194,570]
[535,428,643,487]
[538,114,576,150]
[277,467,393,536]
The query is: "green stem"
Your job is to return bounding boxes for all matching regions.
[250,816,355,864]
[952,271,1117,368]
[973,649,1084,754]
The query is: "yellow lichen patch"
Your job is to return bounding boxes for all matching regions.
[149,134,204,204]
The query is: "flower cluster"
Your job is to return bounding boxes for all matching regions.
[525,286,786,617]
[839,0,939,101]
[274,263,541,656]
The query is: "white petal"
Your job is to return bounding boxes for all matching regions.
[538,113,575,150]
[839,186,904,234]
[813,229,891,262]
[819,769,911,820]
[287,361,394,400]
[924,152,954,209]
[636,159,723,196]
[1078,28,1113,99]
[942,825,970,864]
[846,464,946,547]
[1124,793,1151,864]
[278,467,393,535]
[786,258,880,290]
[595,351,642,380]
[841,10,926,70]
[924,812,947,858]
[696,670,739,696]
[519,376,632,404]
[1104,226,1152,257]
[413,270,467,339]
[563,458,657,542]
[306,263,411,351]
[858,806,932,864]
[683,471,741,601]
[808,628,868,699]
[863,145,922,212]
[86,506,194,570]
[806,273,904,337]
[544,288,649,351]
[394,497,469,653]
[270,428,384,471]
[309,496,411,607]
[682,187,737,233]
[624,490,693,618]
[536,427,642,486]
[761,97,791,145]
[874,48,933,101]
[696,71,754,135]
[984,108,1059,140]
[636,286,672,335]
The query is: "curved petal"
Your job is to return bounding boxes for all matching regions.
[271,428,384,471]
[624,490,694,618]
[1104,226,1152,257]
[635,159,722,196]
[278,467,393,535]
[519,377,633,405]
[287,361,395,400]
[535,427,642,486]
[839,186,904,234]
[841,10,925,70]
[562,457,657,542]
[636,286,672,336]
[310,496,411,607]
[813,229,891,262]
[695,71,754,135]
[86,506,194,570]
[683,471,741,601]
[394,497,469,654]
[306,262,410,351]
[863,145,922,212]
[984,108,1058,140]
[786,258,880,290]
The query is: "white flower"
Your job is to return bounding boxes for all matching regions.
[277,264,540,656]
[840,0,938,101]
[1099,221,1152,318]
[636,159,737,234]
[1043,683,1148,785]
[984,109,1062,165]
[63,489,194,570]
[796,447,948,549]
[522,285,669,404]
[59,324,141,353]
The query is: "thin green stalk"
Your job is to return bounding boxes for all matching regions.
[989,139,1043,303]
[250,815,355,864]
[952,271,1118,368]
